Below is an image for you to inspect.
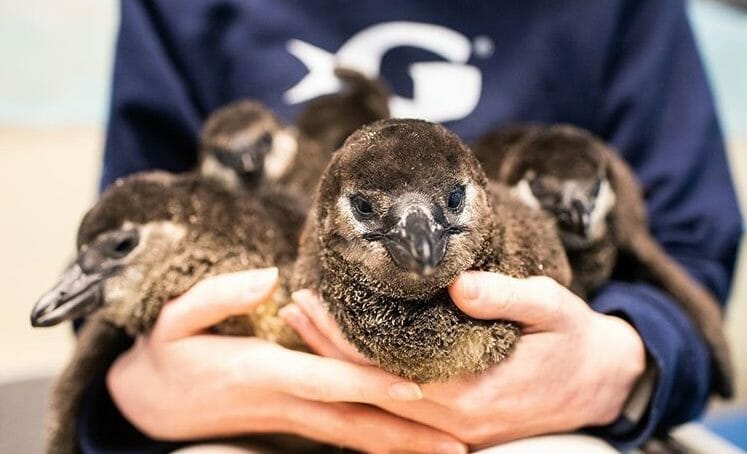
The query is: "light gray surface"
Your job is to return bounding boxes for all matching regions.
[0,378,51,454]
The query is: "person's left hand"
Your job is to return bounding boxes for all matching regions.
[281,272,646,448]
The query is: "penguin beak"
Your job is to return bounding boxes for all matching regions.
[236,148,266,188]
[240,148,262,174]
[30,262,109,327]
[381,211,448,275]
[210,147,265,187]
[556,199,592,237]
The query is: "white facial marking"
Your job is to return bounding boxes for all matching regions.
[511,179,541,210]
[116,221,188,258]
[588,180,616,241]
[200,155,241,191]
[143,221,188,243]
[105,221,188,312]
[265,128,299,180]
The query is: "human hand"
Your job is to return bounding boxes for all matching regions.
[284,272,645,448]
[107,268,467,454]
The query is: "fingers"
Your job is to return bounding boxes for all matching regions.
[449,272,580,329]
[279,303,352,361]
[240,342,423,404]
[288,400,467,454]
[153,268,278,342]
[287,289,372,365]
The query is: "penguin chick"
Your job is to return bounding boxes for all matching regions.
[32,171,302,336]
[475,124,616,294]
[475,123,734,398]
[294,119,571,382]
[200,70,388,197]
[199,100,298,191]
[30,172,305,454]
[296,67,390,152]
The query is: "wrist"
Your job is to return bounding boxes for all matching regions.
[585,313,647,425]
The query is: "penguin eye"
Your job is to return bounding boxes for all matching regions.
[350,195,375,219]
[447,186,465,211]
[105,230,140,258]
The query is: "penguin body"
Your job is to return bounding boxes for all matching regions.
[31,172,305,453]
[474,123,734,398]
[294,119,571,382]
[295,67,390,153]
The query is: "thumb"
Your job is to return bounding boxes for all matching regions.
[449,272,575,329]
[152,267,278,342]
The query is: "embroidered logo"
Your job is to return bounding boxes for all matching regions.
[284,21,486,123]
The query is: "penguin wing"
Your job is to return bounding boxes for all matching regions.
[292,210,324,291]
[603,146,648,247]
[48,313,130,454]
[487,183,572,287]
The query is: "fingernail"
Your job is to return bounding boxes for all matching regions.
[291,289,313,304]
[278,304,300,321]
[388,382,423,401]
[292,292,313,314]
[460,273,479,301]
[436,442,467,454]
[248,267,278,292]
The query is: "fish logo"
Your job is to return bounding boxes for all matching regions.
[284,21,484,123]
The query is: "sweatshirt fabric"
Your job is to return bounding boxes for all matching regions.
[79,1,742,451]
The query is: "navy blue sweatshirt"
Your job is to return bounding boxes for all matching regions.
[80,0,742,451]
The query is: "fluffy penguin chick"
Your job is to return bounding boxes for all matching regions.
[295,67,390,152]
[475,123,733,398]
[475,124,616,295]
[30,172,305,454]
[199,100,298,191]
[199,70,389,198]
[294,119,571,382]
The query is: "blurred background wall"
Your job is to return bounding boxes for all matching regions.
[0,0,116,384]
[0,0,745,435]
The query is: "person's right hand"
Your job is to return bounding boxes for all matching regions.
[106,268,466,454]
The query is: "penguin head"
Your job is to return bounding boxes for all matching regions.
[31,220,187,329]
[499,125,616,249]
[200,100,297,190]
[315,119,492,298]
[30,173,197,331]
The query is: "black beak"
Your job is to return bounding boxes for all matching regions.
[237,149,266,188]
[556,199,591,237]
[239,148,263,174]
[30,263,108,327]
[211,147,266,188]
[381,212,448,275]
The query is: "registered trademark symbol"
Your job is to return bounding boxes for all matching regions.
[472,35,494,58]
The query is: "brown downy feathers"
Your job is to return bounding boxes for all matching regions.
[31,172,306,454]
[474,123,734,398]
[294,119,571,382]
